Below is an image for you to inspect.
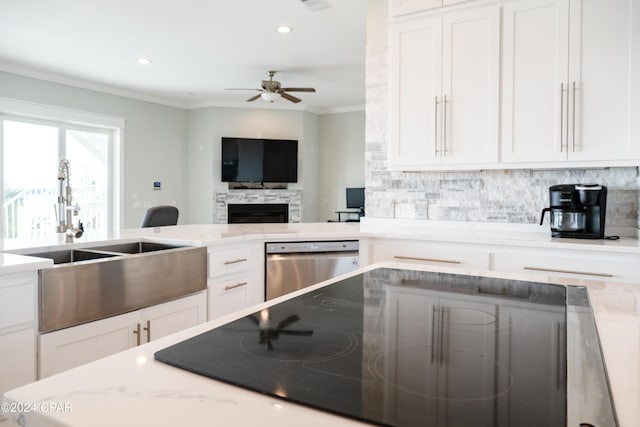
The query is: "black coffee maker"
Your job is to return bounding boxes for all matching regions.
[540,184,607,239]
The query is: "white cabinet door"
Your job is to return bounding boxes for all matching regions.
[391,0,443,17]
[567,0,640,160]
[390,0,472,17]
[441,6,500,164]
[141,292,207,342]
[39,293,207,378]
[0,272,36,330]
[0,328,36,404]
[39,311,139,378]
[502,0,639,165]
[389,17,443,169]
[389,5,500,170]
[502,0,569,163]
[0,271,37,401]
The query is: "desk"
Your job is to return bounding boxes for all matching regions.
[335,210,362,222]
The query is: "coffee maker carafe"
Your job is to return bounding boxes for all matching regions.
[540,184,607,239]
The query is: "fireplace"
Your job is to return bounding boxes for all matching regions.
[227,203,289,224]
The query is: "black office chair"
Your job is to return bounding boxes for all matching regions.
[140,205,179,228]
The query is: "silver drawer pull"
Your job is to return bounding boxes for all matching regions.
[225,282,248,291]
[224,258,247,265]
[524,266,613,278]
[393,255,461,265]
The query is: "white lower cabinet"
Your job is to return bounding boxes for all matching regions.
[494,249,639,283]
[370,238,491,270]
[39,292,206,378]
[0,271,37,415]
[207,242,264,320]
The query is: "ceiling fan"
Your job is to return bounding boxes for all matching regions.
[225,70,316,104]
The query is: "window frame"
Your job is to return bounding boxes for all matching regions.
[0,97,124,238]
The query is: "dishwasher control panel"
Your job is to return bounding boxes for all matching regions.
[265,240,359,254]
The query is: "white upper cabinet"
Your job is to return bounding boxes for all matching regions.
[501,0,569,163]
[502,0,640,164]
[389,17,443,168]
[389,5,500,170]
[568,0,639,161]
[391,0,472,17]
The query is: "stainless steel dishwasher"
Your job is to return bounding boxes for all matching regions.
[265,241,359,300]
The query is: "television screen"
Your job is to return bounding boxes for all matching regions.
[221,137,298,183]
[346,187,365,209]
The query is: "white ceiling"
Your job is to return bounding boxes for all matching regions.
[0,0,367,112]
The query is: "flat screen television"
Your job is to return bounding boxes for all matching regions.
[346,187,365,210]
[221,137,298,183]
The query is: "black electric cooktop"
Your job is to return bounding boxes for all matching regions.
[155,268,616,427]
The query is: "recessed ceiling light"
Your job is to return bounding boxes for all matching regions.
[137,58,152,65]
[276,26,292,34]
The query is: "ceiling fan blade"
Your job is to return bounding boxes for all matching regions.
[280,92,302,103]
[281,87,316,93]
[225,88,261,91]
[246,94,262,102]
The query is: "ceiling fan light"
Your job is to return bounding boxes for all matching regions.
[261,92,279,102]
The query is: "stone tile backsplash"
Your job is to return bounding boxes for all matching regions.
[214,190,302,223]
[365,42,640,229]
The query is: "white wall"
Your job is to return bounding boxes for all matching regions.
[186,107,366,224]
[0,71,188,229]
[318,111,366,221]
[0,71,365,227]
[185,106,322,223]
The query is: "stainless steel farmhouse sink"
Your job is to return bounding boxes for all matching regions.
[22,241,207,333]
[24,248,118,264]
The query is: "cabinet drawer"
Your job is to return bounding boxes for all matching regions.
[209,276,254,320]
[0,272,36,329]
[209,246,252,278]
[372,241,490,270]
[494,250,639,284]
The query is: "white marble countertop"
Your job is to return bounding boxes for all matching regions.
[1,220,638,275]
[3,262,639,427]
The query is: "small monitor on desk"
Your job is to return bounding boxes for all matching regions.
[346,187,365,211]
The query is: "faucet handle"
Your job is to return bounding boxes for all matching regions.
[78,221,84,233]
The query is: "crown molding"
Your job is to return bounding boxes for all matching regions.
[0,62,365,115]
[0,62,188,109]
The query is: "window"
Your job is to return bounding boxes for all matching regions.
[1,100,122,240]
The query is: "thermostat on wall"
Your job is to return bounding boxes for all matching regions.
[153,181,162,190]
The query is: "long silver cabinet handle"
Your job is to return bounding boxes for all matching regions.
[224,258,248,265]
[524,266,613,278]
[393,255,461,265]
[225,282,248,291]
[434,96,440,156]
[133,323,141,346]
[143,320,151,343]
[443,94,448,155]
[560,83,566,152]
[572,81,577,152]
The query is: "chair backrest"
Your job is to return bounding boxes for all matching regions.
[140,205,179,228]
